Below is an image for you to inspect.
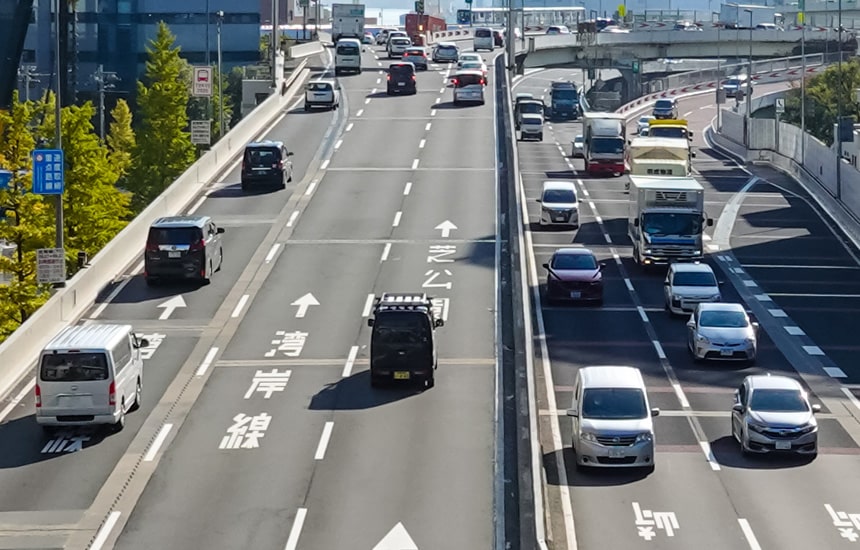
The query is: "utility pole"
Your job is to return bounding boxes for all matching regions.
[217,11,225,137]
[92,64,119,141]
[715,13,722,132]
[744,8,753,147]
[17,66,43,103]
[801,14,806,163]
[836,0,843,199]
[53,0,65,286]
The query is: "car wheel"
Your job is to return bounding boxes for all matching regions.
[130,379,142,412]
[287,168,293,183]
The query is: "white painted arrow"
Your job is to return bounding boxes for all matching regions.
[372,523,418,550]
[435,220,457,238]
[291,293,320,318]
[157,295,186,320]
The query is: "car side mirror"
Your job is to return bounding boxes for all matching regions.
[566,408,578,417]
[542,263,550,270]
[686,320,695,329]
[650,408,660,417]
[812,404,822,413]
[706,218,714,227]
[599,262,606,269]
[216,227,225,234]
[732,403,745,413]
[288,151,295,156]
[367,318,374,327]
[691,152,696,158]
[536,198,542,203]
[137,338,150,349]
[435,319,445,328]
[633,218,640,227]
[751,321,760,331]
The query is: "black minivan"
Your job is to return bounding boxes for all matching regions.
[240,141,293,191]
[387,62,417,95]
[144,216,224,285]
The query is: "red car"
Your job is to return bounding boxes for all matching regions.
[543,248,605,304]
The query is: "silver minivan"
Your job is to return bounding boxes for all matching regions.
[538,180,578,228]
[567,366,659,471]
[36,324,148,432]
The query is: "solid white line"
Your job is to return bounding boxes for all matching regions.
[90,261,144,319]
[186,196,206,215]
[286,211,299,227]
[672,383,691,408]
[320,159,330,170]
[305,180,317,196]
[425,122,432,131]
[392,211,402,227]
[419,139,426,148]
[345,123,353,132]
[841,387,860,412]
[195,347,219,377]
[265,243,281,263]
[412,158,420,169]
[636,306,649,323]
[231,295,250,318]
[356,109,364,117]
[700,441,721,470]
[652,340,666,359]
[0,378,35,424]
[738,519,763,550]
[403,182,412,195]
[284,508,308,550]
[380,242,391,262]
[314,422,335,460]
[624,278,634,292]
[90,511,121,550]
[334,139,343,150]
[362,293,375,316]
[342,346,359,377]
[143,423,173,462]
[740,263,860,270]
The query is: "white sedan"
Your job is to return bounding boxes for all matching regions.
[637,115,655,134]
[571,135,584,158]
[460,60,487,79]
[457,52,483,68]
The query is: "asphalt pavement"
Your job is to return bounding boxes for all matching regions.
[515,72,860,549]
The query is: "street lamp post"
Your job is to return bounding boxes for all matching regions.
[801,15,806,162]
[53,0,64,278]
[217,11,225,138]
[92,64,119,141]
[714,12,722,131]
[836,0,843,199]
[744,8,753,146]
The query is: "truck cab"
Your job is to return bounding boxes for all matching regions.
[367,293,444,389]
[515,99,545,130]
[583,112,627,176]
[548,81,579,121]
[648,119,693,141]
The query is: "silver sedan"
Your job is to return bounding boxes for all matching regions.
[686,303,758,364]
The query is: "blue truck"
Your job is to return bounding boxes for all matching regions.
[548,81,580,121]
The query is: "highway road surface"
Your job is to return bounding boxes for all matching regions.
[513,71,860,549]
[0,44,499,550]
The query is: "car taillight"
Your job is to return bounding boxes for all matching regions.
[109,382,116,406]
[275,161,283,170]
[480,78,486,85]
[241,160,246,171]
[145,240,158,252]
[35,384,41,408]
[387,75,391,80]
[189,240,204,252]
[451,79,458,86]
[412,75,416,81]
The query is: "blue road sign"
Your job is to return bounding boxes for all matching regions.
[457,9,471,24]
[32,149,65,195]
[0,170,11,190]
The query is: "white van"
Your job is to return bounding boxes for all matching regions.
[566,366,659,472]
[335,38,362,76]
[473,27,495,51]
[36,324,148,432]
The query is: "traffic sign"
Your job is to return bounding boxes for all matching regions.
[192,66,213,97]
[457,9,471,23]
[618,4,626,17]
[0,170,11,190]
[775,97,785,114]
[587,68,596,80]
[36,247,66,284]
[32,149,64,195]
[299,0,309,7]
[415,0,424,14]
[190,120,211,145]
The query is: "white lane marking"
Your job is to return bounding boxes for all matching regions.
[753,293,772,301]
[143,423,173,462]
[738,519,763,550]
[334,139,343,150]
[603,233,612,244]
[286,211,299,227]
[672,383,691,408]
[392,211,402,227]
[356,109,364,117]
[403,182,412,195]
[380,242,392,262]
[362,293,375,316]
[768,308,787,317]
[0,378,35,424]
[435,97,441,104]
[699,105,714,110]
[841,387,860,411]
[713,176,759,249]
[741,263,860,270]
[593,214,602,224]
[371,88,377,94]
[652,340,666,359]
[439,87,445,93]
[376,78,381,84]
[425,122,432,131]
[624,278,634,292]
[743,280,758,287]
[342,345,359,378]
[195,347,219,377]
[265,243,281,263]
[769,292,860,298]
[320,159,330,170]
[419,139,426,149]
[231,294,250,318]
[412,158,420,169]
[683,110,694,117]
[284,508,308,550]
[187,195,206,215]
[365,98,371,105]
[431,110,437,117]
[377,61,382,66]
[314,422,335,460]
[90,511,121,550]
[784,326,805,336]
[612,252,621,264]
[700,441,721,471]
[305,180,317,196]
[824,366,847,377]
[636,306,648,323]
[90,260,144,319]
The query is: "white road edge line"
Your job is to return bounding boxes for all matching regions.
[392,211,402,227]
[672,382,691,408]
[362,293,375,316]
[738,519,763,550]
[412,158,420,169]
[286,211,299,227]
[314,421,335,460]
[89,511,121,550]
[90,260,145,319]
[403,182,412,195]
[345,122,354,132]
[231,294,250,318]
[320,159,330,170]
[305,180,317,196]
[699,441,721,470]
[380,242,392,262]
[283,508,308,550]
[143,423,173,462]
[186,195,206,215]
[841,387,860,411]
[419,139,426,148]
[0,377,35,424]
[195,347,219,377]
[265,243,281,263]
[342,346,359,377]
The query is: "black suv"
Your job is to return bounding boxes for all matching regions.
[387,63,417,95]
[367,293,444,388]
[240,141,293,191]
[144,216,224,285]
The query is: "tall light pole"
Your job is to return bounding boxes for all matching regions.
[836,0,843,199]
[53,0,64,276]
[744,8,753,146]
[92,65,119,141]
[714,12,722,131]
[800,11,806,162]
[216,11,225,137]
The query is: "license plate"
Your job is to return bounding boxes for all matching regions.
[314,93,327,98]
[168,251,181,258]
[608,448,626,458]
[570,291,581,299]
[775,440,791,450]
[393,371,410,380]
[398,82,405,86]
[720,349,733,356]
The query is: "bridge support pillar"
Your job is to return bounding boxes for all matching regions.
[618,68,642,106]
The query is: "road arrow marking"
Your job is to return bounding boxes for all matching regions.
[435,220,457,238]
[372,523,418,550]
[291,293,320,318]
[157,295,186,320]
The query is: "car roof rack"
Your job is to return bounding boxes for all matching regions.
[374,293,432,313]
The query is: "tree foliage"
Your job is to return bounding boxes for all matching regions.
[226,66,245,127]
[128,21,195,209]
[106,98,136,184]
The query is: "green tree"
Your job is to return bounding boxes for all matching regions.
[781,59,860,145]
[106,98,136,185]
[59,102,132,273]
[0,96,54,341]
[129,21,195,209]
[226,66,245,127]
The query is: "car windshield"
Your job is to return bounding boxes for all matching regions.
[475,28,492,37]
[582,388,648,420]
[40,352,109,382]
[672,271,716,287]
[750,389,809,412]
[245,148,279,166]
[438,45,457,52]
[649,127,688,139]
[389,65,414,76]
[520,103,543,114]
[148,227,203,245]
[655,100,673,109]
[455,74,483,87]
[700,310,748,328]
[371,312,432,346]
[642,212,702,236]
[724,79,742,87]
[543,189,576,203]
[574,136,583,144]
[307,82,331,92]
[336,44,359,55]
[591,137,625,154]
[553,253,596,270]
[553,89,577,100]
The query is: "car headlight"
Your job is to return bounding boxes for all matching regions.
[580,432,598,442]
[635,432,653,442]
[747,421,767,433]
[643,248,652,254]
[710,294,722,301]
[744,337,755,346]
[696,334,710,344]
[797,424,817,435]
[671,294,682,302]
